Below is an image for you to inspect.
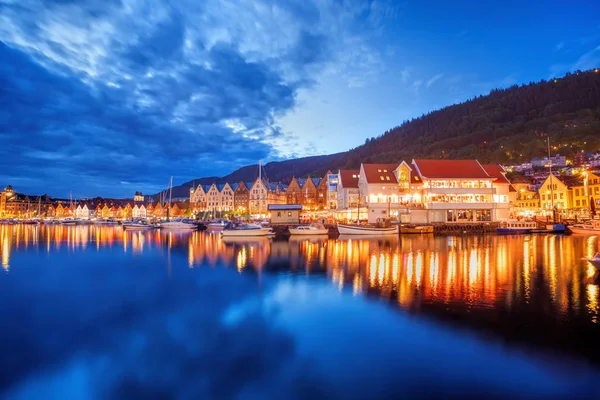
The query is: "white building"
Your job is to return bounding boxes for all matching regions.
[218,183,234,212]
[190,184,206,207]
[326,173,339,209]
[358,163,400,224]
[132,204,147,218]
[336,169,360,211]
[407,159,499,223]
[531,154,567,168]
[206,184,221,212]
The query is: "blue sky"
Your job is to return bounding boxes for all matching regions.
[1,0,599,198]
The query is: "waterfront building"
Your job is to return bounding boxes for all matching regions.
[408,159,497,223]
[233,181,249,215]
[190,184,207,211]
[206,184,221,214]
[285,178,303,205]
[219,183,234,212]
[538,173,571,213]
[336,170,360,211]
[316,173,330,210]
[571,171,600,216]
[268,204,302,225]
[326,172,339,210]
[482,163,512,221]
[299,177,319,211]
[358,163,400,224]
[132,204,147,218]
[248,179,269,216]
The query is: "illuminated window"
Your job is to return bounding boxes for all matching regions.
[386,176,390,181]
[377,169,382,172]
[380,176,384,180]
[383,169,388,173]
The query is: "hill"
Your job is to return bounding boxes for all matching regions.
[165,68,600,197]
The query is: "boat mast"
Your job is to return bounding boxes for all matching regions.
[547,137,555,223]
[167,176,173,221]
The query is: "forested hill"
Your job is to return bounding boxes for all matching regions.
[325,68,600,172]
[165,69,600,197]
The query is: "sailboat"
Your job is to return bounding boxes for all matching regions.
[158,177,196,230]
[336,187,399,235]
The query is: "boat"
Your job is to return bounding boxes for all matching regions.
[289,223,328,235]
[582,252,600,270]
[206,219,229,230]
[337,224,399,235]
[122,221,154,230]
[496,220,538,234]
[61,218,77,226]
[545,223,567,233]
[570,220,600,235]
[158,218,196,230]
[221,223,273,237]
[400,224,434,234]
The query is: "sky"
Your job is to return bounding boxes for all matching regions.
[1,0,599,198]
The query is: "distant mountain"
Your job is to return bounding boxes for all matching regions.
[162,68,600,199]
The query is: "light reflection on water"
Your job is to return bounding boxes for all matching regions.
[1,224,600,398]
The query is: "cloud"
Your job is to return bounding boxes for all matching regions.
[426,73,444,88]
[555,41,565,51]
[411,79,422,93]
[0,0,389,197]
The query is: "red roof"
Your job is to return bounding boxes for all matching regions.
[412,159,490,179]
[482,164,510,184]
[339,170,360,188]
[362,164,398,184]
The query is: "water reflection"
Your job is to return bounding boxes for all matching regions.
[2,225,600,363]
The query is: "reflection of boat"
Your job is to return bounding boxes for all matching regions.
[221,236,271,245]
[288,235,328,244]
[570,220,600,235]
[583,252,600,270]
[93,219,118,226]
[496,220,537,234]
[123,222,153,230]
[337,224,398,235]
[400,225,434,234]
[337,234,400,241]
[289,223,328,235]
[61,218,77,226]
[221,223,273,237]
[206,219,229,230]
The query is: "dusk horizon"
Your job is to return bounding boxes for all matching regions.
[2,0,600,198]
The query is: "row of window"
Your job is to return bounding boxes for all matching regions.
[574,187,600,196]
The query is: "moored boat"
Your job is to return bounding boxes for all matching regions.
[206,219,229,230]
[289,223,328,235]
[400,224,434,234]
[221,223,273,237]
[337,224,399,236]
[570,220,600,235]
[582,252,600,270]
[496,220,538,234]
[122,221,154,230]
[158,219,196,230]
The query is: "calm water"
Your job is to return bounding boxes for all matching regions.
[1,225,600,399]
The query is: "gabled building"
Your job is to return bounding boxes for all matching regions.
[248,178,268,215]
[316,173,330,210]
[336,169,360,210]
[233,182,249,214]
[538,173,570,212]
[206,184,221,213]
[285,178,303,205]
[190,184,207,211]
[409,159,497,223]
[358,164,400,223]
[300,177,319,211]
[219,183,234,212]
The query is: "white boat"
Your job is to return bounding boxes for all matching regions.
[582,252,600,270]
[570,220,600,234]
[289,223,328,235]
[158,219,196,230]
[122,222,153,230]
[337,224,399,235]
[496,220,538,234]
[206,219,229,230]
[221,223,273,237]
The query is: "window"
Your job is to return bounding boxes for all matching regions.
[575,188,580,196]
[288,212,292,217]
[583,200,587,207]
[277,212,281,217]
[576,200,580,207]
[560,193,564,199]
[386,176,390,181]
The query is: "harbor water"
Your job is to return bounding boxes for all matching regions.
[1,224,599,399]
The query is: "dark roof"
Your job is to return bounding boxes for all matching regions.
[362,164,398,184]
[412,159,490,179]
[267,204,302,210]
[339,170,360,188]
